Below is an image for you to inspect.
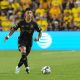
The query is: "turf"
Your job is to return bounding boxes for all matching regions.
[0,50,80,80]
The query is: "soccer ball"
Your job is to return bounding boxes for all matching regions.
[41,66,51,74]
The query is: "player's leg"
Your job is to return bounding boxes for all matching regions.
[23,46,31,73]
[15,46,27,73]
[23,55,30,74]
[18,46,30,73]
[18,46,27,67]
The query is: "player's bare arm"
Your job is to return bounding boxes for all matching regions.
[4,28,15,41]
[4,20,20,41]
[4,27,16,41]
[34,31,42,41]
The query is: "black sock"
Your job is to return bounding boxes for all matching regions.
[23,57,28,67]
[18,54,25,67]
[18,57,24,68]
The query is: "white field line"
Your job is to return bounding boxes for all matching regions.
[40,50,77,55]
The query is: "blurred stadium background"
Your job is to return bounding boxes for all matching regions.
[1,0,80,80]
[1,0,80,31]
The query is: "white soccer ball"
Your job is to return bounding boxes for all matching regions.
[41,66,51,74]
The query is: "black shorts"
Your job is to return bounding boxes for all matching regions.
[18,39,32,55]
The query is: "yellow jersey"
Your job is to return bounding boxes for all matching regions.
[37,19,48,31]
[36,8,45,17]
[1,0,9,9]
[74,17,80,27]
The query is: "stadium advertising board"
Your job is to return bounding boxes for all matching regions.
[0,31,80,50]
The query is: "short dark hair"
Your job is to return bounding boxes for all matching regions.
[21,8,32,19]
[25,8,32,11]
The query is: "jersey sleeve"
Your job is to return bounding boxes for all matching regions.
[11,21,22,31]
[34,22,42,32]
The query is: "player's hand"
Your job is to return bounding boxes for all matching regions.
[4,36,9,42]
[34,38,39,41]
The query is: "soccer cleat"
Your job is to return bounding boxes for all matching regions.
[15,66,20,74]
[26,67,30,74]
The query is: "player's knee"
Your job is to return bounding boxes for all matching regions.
[20,46,26,53]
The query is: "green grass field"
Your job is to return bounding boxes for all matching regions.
[0,50,80,80]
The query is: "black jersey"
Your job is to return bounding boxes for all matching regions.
[13,19,41,46]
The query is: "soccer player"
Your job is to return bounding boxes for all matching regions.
[4,8,42,74]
